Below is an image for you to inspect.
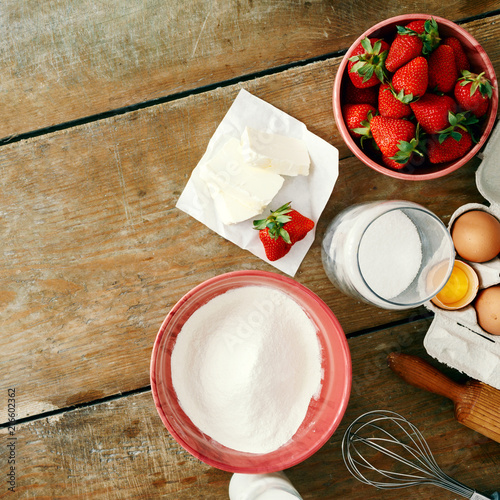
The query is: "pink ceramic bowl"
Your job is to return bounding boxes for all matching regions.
[150,270,351,473]
[333,14,498,180]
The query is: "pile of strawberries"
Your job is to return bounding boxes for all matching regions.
[341,18,494,171]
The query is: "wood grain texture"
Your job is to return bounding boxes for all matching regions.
[2,320,498,499]
[288,320,500,500]
[1,48,491,423]
[2,4,500,498]
[1,1,500,139]
[2,18,496,422]
[388,353,500,443]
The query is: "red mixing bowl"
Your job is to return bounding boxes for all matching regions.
[333,14,498,180]
[150,270,351,473]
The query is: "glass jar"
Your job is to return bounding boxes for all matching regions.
[321,200,455,310]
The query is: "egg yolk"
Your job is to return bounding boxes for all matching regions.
[436,266,469,304]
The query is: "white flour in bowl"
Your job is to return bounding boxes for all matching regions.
[171,285,322,454]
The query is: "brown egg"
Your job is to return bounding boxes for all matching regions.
[475,285,500,335]
[451,210,500,262]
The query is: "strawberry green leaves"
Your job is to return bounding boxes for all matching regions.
[420,18,441,55]
[390,125,424,165]
[253,202,293,243]
[348,38,389,88]
[341,16,496,170]
[437,111,479,144]
[454,71,493,118]
[460,71,493,99]
[254,203,314,261]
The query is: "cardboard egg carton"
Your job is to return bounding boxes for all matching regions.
[424,120,500,390]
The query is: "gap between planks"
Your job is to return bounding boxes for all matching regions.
[2,9,500,147]
[0,311,434,429]
[2,6,496,436]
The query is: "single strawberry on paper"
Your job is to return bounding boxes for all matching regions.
[253,202,314,261]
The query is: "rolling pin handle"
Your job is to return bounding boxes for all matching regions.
[387,352,466,404]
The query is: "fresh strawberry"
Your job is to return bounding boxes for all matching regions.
[342,103,376,139]
[382,155,407,170]
[410,93,457,134]
[284,211,315,245]
[454,70,493,118]
[413,18,441,53]
[343,78,379,105]
[428,44,457,93]
[426,112,478,163]
[385,26,423,73]
[443,36,470,74]
[370,115,416,157]
[385,18,440,72]
[378,83,412,119]
[348,37,389,88]
[427,130,473,163]
[405,20,427,34]
[256,227,292,261]
[253,202,314,261]
[372,118,423,169]
[391,57,428,99]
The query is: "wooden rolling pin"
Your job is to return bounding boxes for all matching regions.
[387,352,500,444]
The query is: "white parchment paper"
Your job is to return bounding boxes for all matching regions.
[176,89,339,276]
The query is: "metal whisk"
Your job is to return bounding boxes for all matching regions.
[342,410,494,499]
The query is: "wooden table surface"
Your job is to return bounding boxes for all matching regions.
[1,1,499,498]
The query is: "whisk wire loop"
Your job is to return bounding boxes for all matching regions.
[342,410,479,498]
[349,434,438,482]
[356,420,446,478]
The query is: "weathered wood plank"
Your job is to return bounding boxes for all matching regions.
[1,1,499,139]
[288,319,500,499]
[2,320,498,499]
[1,25,494,423]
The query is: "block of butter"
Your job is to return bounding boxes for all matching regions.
[241,126,310,176]
[199,137,284,225]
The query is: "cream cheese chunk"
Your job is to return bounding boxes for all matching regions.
[240,126,310,176]
[209,189,264,226]
[199,137,284,224]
